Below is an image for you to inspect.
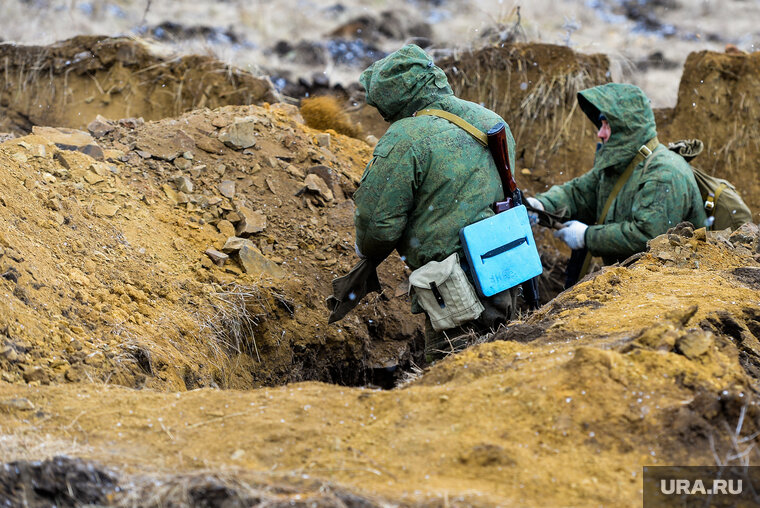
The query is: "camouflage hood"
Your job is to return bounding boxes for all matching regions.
[359,44,453,123]
[578,83,657,174]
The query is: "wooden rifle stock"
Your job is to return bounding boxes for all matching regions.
[487,122,522,209]
[486,122,539,310]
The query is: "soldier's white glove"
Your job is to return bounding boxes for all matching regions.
[525,197,544,226]
[554,220,588,250]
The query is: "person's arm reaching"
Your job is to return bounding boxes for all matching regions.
[353,144,418,262]
[535,168,602,224]
[585,177,679,259]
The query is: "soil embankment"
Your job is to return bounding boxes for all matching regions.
[0,100,422,391]
[0,36,278,134]
[1,37,760,506]
[657,50,760,218]
[1,223,760,506]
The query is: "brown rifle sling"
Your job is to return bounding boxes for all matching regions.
[578,136,660,280]
[414,109,488,146]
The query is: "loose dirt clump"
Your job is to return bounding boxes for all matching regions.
[299,95,363,139]
[0,35,278,134]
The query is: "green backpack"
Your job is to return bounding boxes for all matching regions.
[667,139,752,231]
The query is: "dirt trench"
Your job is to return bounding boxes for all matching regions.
[2,222,760,506]
[2,37,760,506]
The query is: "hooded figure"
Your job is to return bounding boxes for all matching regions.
[532,83,706,271]
[353,44,518,361]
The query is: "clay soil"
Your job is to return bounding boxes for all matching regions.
[0,36,759,506]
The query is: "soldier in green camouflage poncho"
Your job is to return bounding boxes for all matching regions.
[528,83,706,274]
[354,44,518,362]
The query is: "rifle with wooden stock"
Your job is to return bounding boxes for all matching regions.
[486,123,541,310]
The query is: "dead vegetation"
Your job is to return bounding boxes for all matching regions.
[439,43,610,178]
[300,96,364,139]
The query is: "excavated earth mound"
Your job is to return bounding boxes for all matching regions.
[0,102,422,392]
[0,35,278,134]
[0,223,759,506]
[657,50,760,219]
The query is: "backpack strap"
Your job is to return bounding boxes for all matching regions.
[578,136,660,281]
[705,183,728,216]
[414,109,488,147]
[596,137,660,225]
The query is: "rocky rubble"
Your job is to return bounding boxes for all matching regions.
[0,100,422,391]
[1,223,759,505]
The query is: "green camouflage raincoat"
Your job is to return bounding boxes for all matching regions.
[354,44,516,272]
[536,83,706,264]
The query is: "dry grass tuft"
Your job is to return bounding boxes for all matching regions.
[300,96,363,139]
[115,470,390,508]
[200,283,267,364]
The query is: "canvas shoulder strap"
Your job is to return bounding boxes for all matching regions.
[578,136,660,281]
[414,109,488,147]
[597,137,660,225]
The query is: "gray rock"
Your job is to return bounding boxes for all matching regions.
[236,207,267,236]
[174,175,194,194]
[238,245,285,278]
[222,236,256,253]
[87,115,115,138]
[218,116,259,149]
[304,173,334,201]
[205,248,229,267]
[174,157,192,170]
[307,165,335,190]
[315,132,331,148]
[219,180,236,198]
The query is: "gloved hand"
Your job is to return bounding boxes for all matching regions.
[355,241,367,259]
[525,197,544,226]
[554,220,588,250]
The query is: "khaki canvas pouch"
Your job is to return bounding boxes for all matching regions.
[409,253,485,332]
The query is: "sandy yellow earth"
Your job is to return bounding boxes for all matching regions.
[2,226,759,505]
[0,36,759,507]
